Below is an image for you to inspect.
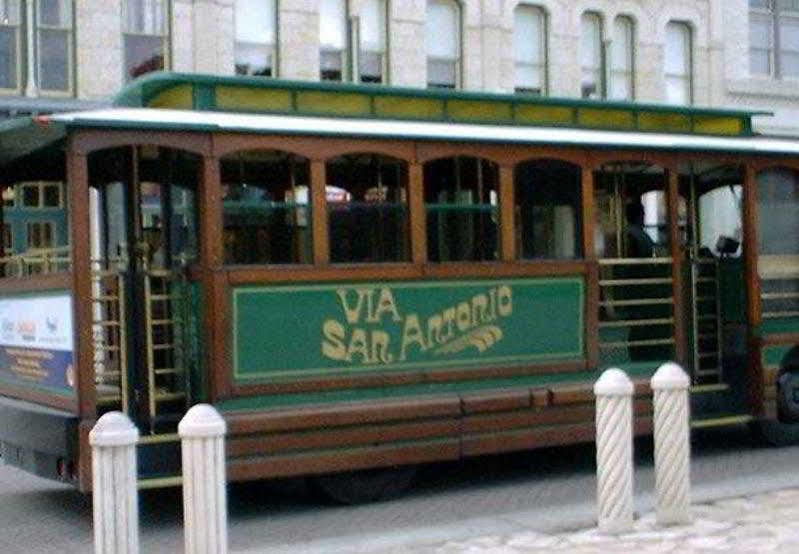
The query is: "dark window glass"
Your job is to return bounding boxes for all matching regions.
[43,184,61,207]
[23,186,40,207]
[39,29,69,91]
[326,154,409,263]
[424,156,499,262]
[221,150,312,265]
[515,160,582,259]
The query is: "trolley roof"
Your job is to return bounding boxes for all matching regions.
[0,72,791,165]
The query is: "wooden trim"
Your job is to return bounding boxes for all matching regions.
[224,260,589,285]
[581,166,595,259]
[229,360,587,397]
[461,422,596,457]
[310,160,329,265]
[226,396,462,433]
[199,155,223,268]
[0,272,72,293]
[212,133,415,162]
[408,162,426,264]
[0,383,77,412]
[761,333,799,346]
[667,167,686,365]
[743,163,763,416]
[413,142,590,167]
[208,269,232,402]
[591,151,675,169]
[77,419,94,493]
[228,440,460,481]
[72,129,211,156]
[499,165,515,261]
[67,148,95,420]
[461,389,531,414]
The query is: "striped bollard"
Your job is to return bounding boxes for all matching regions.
[89,412,140,554]
[651,362,691,526]
[594,368,635,534]
[179,404,228,554]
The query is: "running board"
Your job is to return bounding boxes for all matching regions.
[691,414,753,429]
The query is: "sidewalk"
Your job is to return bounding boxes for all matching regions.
[398,488,799,553]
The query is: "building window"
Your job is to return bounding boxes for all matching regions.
[357,0,386,83]
[0,1,21,92]
[20,182,62,208]
[37,0,73,94]
[513,5,546,95]
[27,221,54,249]
[426,0,460,89]
[665,21,692,104]
[320,0,348,81]
[123,0,169,82]
[580,12,603,99]
[750,0,799,78]
[235,0,277,77]
[609,16,634,100]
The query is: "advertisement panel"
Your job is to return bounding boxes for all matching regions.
[0,292,75,396]
[233,277,584,381]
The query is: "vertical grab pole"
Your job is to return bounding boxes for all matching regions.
[651,362,692,526]
[594,368,635,534]
[89,412,140,554]
[179,404,228,554]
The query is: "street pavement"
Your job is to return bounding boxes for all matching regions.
[389,489,799,553]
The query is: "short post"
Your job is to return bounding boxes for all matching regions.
[179,404,228,554]
[594,368,635,534]
[89,411,140,554]
[651,362,691,526]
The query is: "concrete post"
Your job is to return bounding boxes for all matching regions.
[89,411,140,554]
[594,368,635,534]
[179,404,228,554]
[651,362,692,526]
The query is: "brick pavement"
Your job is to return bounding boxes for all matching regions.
[379,488,799,553]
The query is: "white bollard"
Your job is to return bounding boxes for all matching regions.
[89,411,140,554]
[179,404,228,554]
[594,368,635,534]
[651,362,691,526]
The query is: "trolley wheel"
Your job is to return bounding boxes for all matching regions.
[311,465,417,504]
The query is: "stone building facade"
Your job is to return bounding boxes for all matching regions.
[2,0,797,135]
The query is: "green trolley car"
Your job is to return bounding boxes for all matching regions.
[1,72,798,501]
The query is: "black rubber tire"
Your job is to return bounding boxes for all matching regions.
[311,465,417,504]
[777,371,799,423]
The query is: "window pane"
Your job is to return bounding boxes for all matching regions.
[758,168,799,255]
[665,75,689,104]
[43,184,60,207]
[23,186,40,207]
[124,0,165,35]
[125,35,165,80]
[515,161,582,260]
[779,17,799,76]
[581,13,602,98]
[220,150,312,265]
[359,51,383,83]
[610,17,633,99]
[235,0,276,76]
[360,0,385,52]
[427,0,458,58]
[38,0,71,27]
[39,29,69,91]
[665,22,689,74]
[320,0,346,50]
[326,154,409,263]
[0,26,17,89]
[514,6,545,92]
[424,157,499,262]
[427,58,456,87]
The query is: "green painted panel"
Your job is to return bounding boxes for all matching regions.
[761,317,799,335]
[232,277,584,382]
[763,344,794,368]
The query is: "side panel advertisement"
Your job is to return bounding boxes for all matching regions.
[0,292,75,397]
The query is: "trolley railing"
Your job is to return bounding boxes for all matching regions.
[0,246,71,276]
[598,258,675,364]
[690,257,723,384]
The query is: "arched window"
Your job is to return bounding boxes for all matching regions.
[219,150,311,264]
[235,0,278,77]
[426,0,460,89]
[424,156,498,261]
[665,21,692,105]
[580,12,604,99]
[358,0,387,83]
[325,153,409,263]
[610,16,634,100]
[514,160,582,259]
[513,5,546,95]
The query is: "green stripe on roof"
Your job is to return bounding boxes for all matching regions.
[113,71,769,137]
